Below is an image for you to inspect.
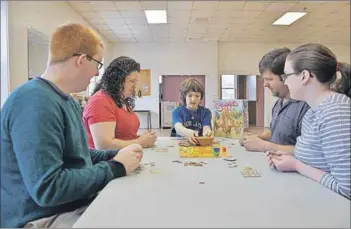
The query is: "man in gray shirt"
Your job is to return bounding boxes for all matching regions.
[240,48,310,153]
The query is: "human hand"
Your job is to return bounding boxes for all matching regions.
[203,127,212,137]
[266,151,298,172]
[113,144,143,174]
[239,132,252,146]
[243,135,267,152]
[188,130,199,145]
[138,131,157,148]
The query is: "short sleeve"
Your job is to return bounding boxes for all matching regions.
[83,92,116,125]
[202,108,212,127]
[172,108,183,126]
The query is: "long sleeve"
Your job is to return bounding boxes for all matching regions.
[319,106,351,199]
[9,93,125,207]
[90,149,117,164]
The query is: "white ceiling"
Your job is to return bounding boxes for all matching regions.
[67,1,350,44]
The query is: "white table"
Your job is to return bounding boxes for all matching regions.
[74,138,350,228]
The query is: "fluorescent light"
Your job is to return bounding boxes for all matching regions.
[273,12,307,25]
[145,10,167,24]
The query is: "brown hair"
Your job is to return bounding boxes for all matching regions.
[49,23,103,65]
[179,78,204,104]
[288,43,351,97]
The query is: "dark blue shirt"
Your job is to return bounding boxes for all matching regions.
[270,98,310,145]
[172,105,212,136]
[0,78,125,227]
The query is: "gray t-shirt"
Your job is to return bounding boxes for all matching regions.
[270,98,310,145]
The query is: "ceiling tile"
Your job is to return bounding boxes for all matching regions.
[88,18,106,25]
[168,17,190,26]
[191,10,215,18]
[231,10,262,18]
[125,18,148,26]
[212,9,235,18]
[243,2,272,11]
[168,10,191,18]
[216,1,245,10]
[193,1,219,10]
[167,1,193,10]
[120,10,145,18]
[141,1,167,10]
[80,11,99,19]
[188,24,207,33]
[128,25,149,31]
[97,11,122,19]
[69,2,95,11]
[207,23,228,30]
[113,1,142,10]
[265,2,296,12]
[102,18,127,25]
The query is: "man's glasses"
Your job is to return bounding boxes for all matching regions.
[72,53,103,70]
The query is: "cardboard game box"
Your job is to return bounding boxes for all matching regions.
[213,100,249,139]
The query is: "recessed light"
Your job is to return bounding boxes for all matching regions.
[273,12,307,25]
[145,10,167,24]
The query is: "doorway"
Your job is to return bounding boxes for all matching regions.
[159,75,206,128]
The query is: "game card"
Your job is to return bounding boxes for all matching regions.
[241,167,260,178]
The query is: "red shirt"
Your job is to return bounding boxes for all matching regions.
[82,90,140,149]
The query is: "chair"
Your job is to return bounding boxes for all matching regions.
[170,128,177,137]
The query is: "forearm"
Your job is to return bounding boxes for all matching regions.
[90,149,117,163]
[264,141,295,154]
[258,129,271,141]
[25,161,126,207]
[295,160,326,183]
[95,138,139,150]
[175,124,194,137]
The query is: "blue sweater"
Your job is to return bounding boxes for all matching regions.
[1,78,126,227]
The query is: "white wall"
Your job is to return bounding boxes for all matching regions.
[219,42,351,127]
[1,1,9,108]
[113,41,219,129]
[7,1,112,92]
[28,42,49,79]
[112,41,350,129]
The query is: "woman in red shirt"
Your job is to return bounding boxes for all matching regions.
[83,56,157,150]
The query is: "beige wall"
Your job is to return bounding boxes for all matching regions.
[113,41,219,129]
[112,41,350,128]
[7,1,112,92]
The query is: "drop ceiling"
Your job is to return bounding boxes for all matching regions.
[67,1,350,44]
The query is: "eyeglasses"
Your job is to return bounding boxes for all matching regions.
[280,72,299,82]
[281,70,314,82]
[72,53,103,70]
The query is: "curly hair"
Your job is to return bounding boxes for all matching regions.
[92,56,140,110]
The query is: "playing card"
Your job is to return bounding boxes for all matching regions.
[241,167,260,178]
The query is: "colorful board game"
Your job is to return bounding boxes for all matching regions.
[179,143,230,158]
[213,100,249,139]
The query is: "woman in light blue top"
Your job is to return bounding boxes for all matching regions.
[267,43,351,199]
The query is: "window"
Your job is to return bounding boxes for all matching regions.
[220,74,237,100]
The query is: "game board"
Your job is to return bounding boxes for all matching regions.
[179,142,230,158]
